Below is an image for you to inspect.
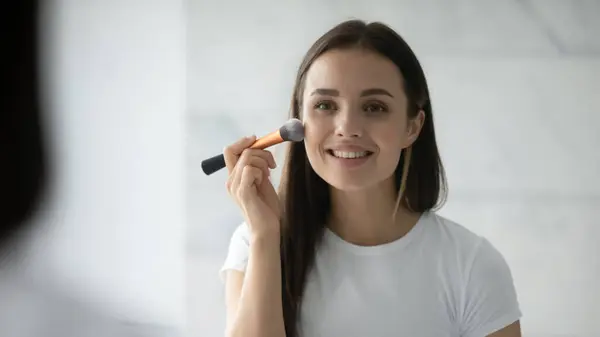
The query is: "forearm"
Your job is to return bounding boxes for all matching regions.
[228,233,286,337]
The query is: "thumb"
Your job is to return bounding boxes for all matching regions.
[258,177,280,210]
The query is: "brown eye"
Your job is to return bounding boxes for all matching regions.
[364,102,388,113]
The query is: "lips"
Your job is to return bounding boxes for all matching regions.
[325,147,373,169]
[329,150,372,159]
[325,144,375,165]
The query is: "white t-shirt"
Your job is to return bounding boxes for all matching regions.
[220,211,522,337]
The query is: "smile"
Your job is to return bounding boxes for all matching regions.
[329,150,372,159]
[326,149,374,169]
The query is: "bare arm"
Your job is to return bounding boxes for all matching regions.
[486,321,521,337]
[222,137,285,337]
[225,234,286,337]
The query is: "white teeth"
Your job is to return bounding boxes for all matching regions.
[331,151,369,159]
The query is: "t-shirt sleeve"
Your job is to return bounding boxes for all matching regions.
[219,223,251,282]
[460,237,522,337]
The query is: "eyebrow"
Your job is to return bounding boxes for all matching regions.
[310,88,394,98]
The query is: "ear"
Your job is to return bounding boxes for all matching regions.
[404,109,425,148]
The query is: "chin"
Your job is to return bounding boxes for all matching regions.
[318,170,382,191]
[326,178,372,192]
[317,167,398,193]
[307,151,397,192]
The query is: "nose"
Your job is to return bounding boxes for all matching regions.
[334,108,362,138]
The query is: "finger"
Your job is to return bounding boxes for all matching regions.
[223,135,257,174]
[238,165,263,199]
[237,151,271,176]
[266,150,276,169]
[257,172,277,202]
[229,156,270,197]
[256,149,276,169]
[238,149,277,169]
[256,176,280,219]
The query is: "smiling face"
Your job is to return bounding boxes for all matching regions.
[300,48,424,191]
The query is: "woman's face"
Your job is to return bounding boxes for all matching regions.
[301,48,423,191]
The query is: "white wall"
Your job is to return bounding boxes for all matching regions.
[430,57,600,336]
[186,1,600,337]
[14,0,186,330]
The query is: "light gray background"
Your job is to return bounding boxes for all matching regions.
[2,1,186,336]
[186,1,600,337]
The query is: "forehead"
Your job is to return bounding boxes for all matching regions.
[303,48,405,95]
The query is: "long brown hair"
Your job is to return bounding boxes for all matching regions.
[277,20,447,337]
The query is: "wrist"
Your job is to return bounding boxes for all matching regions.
[249,229,281,248]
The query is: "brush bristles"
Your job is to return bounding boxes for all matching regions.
[279,118,304,142]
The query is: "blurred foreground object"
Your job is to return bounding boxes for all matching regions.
[0,1,47,252]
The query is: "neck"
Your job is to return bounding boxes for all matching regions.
[328,178,421,246]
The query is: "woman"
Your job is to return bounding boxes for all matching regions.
[220,20,522,337]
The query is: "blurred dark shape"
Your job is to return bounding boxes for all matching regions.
[0,4,183,336]
[0,1,47,251]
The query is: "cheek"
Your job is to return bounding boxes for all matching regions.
[373,124,405,166]
[302,117,326,156]
[374,115,405,148]
[380,129,404,150]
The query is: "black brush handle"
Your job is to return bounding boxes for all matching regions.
[201,153,226,175]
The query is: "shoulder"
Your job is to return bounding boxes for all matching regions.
[421,211,486,258]
[219,222,252,281]
[229,222,251,245]
[422,212,521,335]
[421,211,515,288]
